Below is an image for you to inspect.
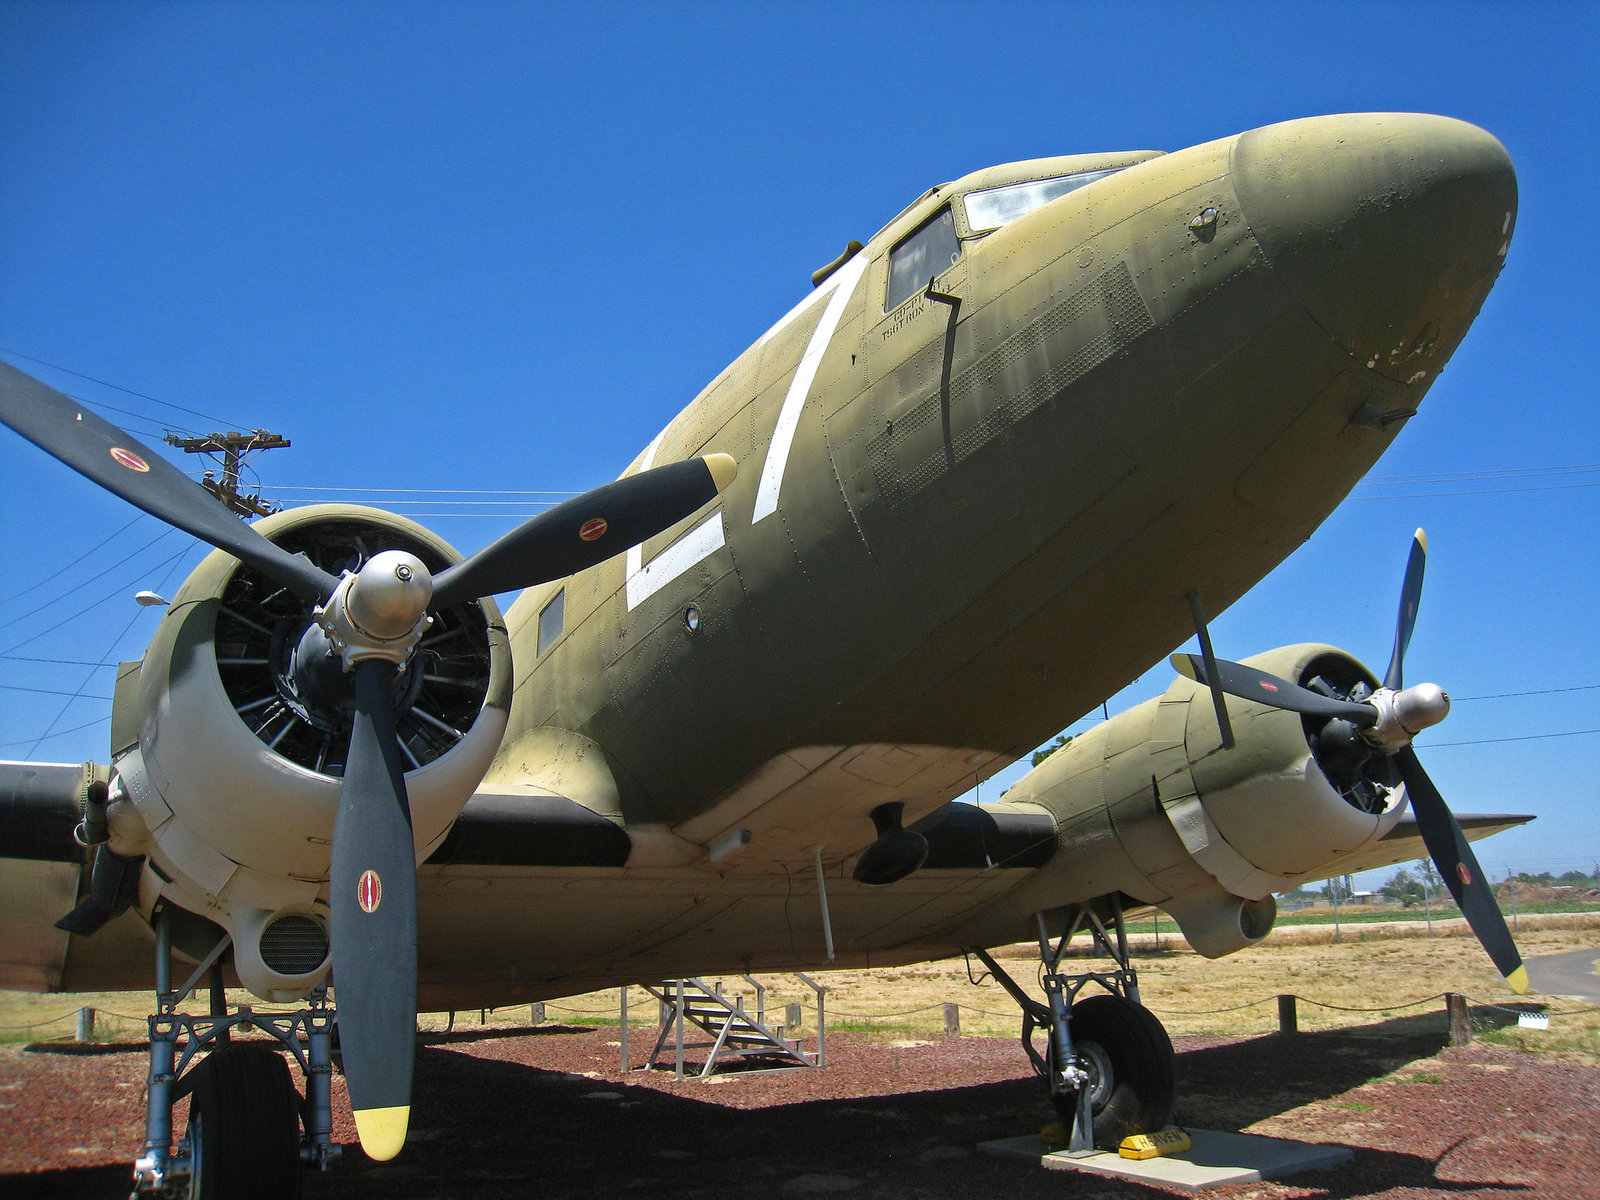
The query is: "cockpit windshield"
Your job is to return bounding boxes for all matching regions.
[963,168,1124,233]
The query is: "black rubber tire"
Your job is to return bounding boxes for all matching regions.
[187,1045,303,1200]
[1050,994,1177,1150]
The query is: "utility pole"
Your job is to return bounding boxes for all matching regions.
[163,430,290,518]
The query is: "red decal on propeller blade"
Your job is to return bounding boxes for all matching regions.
[1259,681,1279,693]
[578,517,608,542]
[109,447,150,473]
[358,870,382,914]
[1457,863,1472,887]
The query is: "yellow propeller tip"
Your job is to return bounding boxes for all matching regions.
[1414,528,1428,552]
[1507,965,1530,996]
[1169,653,1199,681]
[703,452,738,493]
[353,1105,410,1161]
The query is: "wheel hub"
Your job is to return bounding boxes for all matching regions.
[1075,1038,1114,1111]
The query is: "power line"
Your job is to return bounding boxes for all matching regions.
[0,655,118,668]
[0,717,105,749]
[0,347,246,428]
[0,512,147,607]
[1360,464,1599,484]
[0,683,114,701]
[1350,482,1599,500]
[58,390,199,439]
[1428,728,1600,748]
[0,528,180,632]
[1455,685,1600,701]
[1350,462,1600,500]
[22,548,192,757]
[0,541,198,657]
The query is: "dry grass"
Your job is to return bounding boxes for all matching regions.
[4,916,1596,1062]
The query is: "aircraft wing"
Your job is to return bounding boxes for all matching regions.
[1327,812,1534,880]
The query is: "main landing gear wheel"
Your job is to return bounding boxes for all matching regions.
[186,1045,303,1200]
[1051,994,1177,1150]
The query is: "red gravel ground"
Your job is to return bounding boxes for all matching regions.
[2,1019,1597,1199]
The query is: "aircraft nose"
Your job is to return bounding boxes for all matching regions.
[1233,114,1516,384]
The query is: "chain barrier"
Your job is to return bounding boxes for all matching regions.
[1292,992,1448,1014]
[0,1011,78,1031]
[828,1003,945,1020]
[1145,996,1279,1016]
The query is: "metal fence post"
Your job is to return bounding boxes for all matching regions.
[619,987,628,1073]
[674,980,686,1081]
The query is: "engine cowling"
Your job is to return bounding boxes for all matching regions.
[108,504,512,998]
[1003,643,1404,957]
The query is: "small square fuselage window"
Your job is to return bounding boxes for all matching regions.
[537,588,565,656]
[886,207,960,311]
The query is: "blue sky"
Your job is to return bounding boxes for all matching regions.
[1,2,1595,887]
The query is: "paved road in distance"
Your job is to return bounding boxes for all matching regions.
[1526,946,1600,1004]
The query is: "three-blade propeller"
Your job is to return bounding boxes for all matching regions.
[1171,530,1528,994]
[0,361,738,1157]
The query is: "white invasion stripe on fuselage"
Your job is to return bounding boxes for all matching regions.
[624,430,668,588]
[625,512,727,611]
[751,253,868,525]
[624,429,732,612]
[755,265,846,349]
[621,256,865,608]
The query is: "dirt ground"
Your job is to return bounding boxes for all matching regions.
[3,1011,1598,1200]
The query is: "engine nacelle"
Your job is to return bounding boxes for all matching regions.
[108,505,513,999]
[1004,643,1405,957]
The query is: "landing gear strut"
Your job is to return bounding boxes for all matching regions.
[971,895,1176,1153]
[131,905,340,1198]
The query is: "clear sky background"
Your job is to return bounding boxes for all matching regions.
[1,2,1595,891]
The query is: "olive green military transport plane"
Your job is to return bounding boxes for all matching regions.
[0,112,1529,1192]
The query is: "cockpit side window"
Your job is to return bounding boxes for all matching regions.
[886,207,960,311]
[962,168,1124,233]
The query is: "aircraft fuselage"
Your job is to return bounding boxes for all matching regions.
[491,112,1511,848]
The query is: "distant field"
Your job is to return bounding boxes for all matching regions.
[1125,897,1600,933]
[4,913,1597,1062]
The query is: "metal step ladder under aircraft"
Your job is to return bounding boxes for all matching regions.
[639,975,826,1079]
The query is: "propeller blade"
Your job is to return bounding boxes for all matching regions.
[1384,529,1427,691]
[0,361,337,601]
[1395,746,1528,994]
[1170,653,1378,727]
[328,659,419,1161]
[431,454,737,607]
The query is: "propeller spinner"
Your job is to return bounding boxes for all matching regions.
[1171,530,1528,995]
[0,360,738,1157]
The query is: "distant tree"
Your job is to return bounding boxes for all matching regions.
[1416,858,1442,892]
[1031,734,1073,768]
[1382,867,1423,907]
